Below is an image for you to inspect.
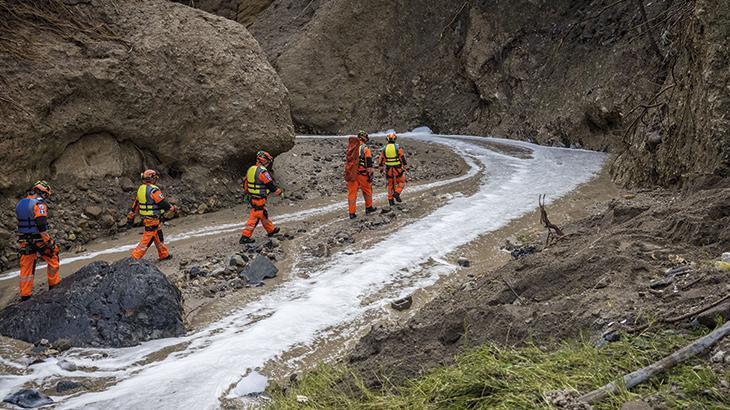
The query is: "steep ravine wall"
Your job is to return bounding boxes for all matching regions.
[177,0,729,188]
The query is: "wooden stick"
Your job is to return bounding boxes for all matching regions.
[665,293,730,323]
[502,278,523,304]
[580,321,730,404]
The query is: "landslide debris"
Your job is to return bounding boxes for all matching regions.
[349,186,730,386]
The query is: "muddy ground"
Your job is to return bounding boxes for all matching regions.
[349,182,730,389]
[0,137,467,318]
[169,136,469,329]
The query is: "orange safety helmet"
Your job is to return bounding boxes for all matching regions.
[357,130,369,143]
[31,180,52,198]
[386,132,397,142]
[141,169,159,183]
[257,150,274,165]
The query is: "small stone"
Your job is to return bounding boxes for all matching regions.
[391,295,413,311]
[31,345,47,354]
[101,214,116,228]
[196,203,208,214]
[58,359,78,372]
[210,267,226,277]
[84,206,103,218]
[710,350,726,363]
[56,380,83,393]
[229,254,246,268]
[53,338,73,352]
[66,232,77,241]
[188,266,208,279]
[457,257,470,267]
[239,254,278,284]
[3,389,53,408]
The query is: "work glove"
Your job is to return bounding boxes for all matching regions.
[126,219,134,229]
[368,173,374,183]
[274,188,283,197]
[169,205,178,215]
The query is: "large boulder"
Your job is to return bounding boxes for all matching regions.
[0,0,294,194]
[0,258,185,348]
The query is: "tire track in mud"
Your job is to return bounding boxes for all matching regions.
[0,134,605,409]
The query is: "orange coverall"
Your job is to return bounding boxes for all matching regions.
[16,195,60,298]
[379,143,407,201]
[128,184,172,260]
[348,143,374,214]
[242,164,281,238]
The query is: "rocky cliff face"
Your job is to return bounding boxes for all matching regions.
[0,0,295,267]
[611,0,730,187]
[181,0,729,188]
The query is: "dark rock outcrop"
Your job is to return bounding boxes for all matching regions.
[0,258,185,348]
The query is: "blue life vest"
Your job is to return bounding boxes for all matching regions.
[16,197,40,234]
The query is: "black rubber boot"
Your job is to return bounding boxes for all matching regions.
[388,199,395,206]
[349,213,357,220]
[394,193,402,203]
[239,236,255,244]
[20,295,31,302]
[159,254,173,261]
[267,227,281,237]
[365,206,378,214]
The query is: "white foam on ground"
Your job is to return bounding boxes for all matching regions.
[0,137,479,282]
[0,135,605,409]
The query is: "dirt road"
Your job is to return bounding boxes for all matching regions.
[0,133,607,408]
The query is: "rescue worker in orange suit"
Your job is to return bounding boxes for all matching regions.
[240,150,283,244]
[348,130,378,219]
[127,170,176,260]
[15,180,60,301]
[379,132,408,206]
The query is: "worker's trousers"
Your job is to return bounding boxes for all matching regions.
[18,235,60,297]
[131,218,169,260]
[242,197,277,238]
[347,174,373,214]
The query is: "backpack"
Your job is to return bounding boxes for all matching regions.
[344,136,360,182]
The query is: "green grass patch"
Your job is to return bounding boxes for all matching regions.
[269,329,729,409]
